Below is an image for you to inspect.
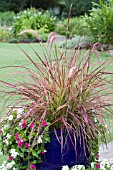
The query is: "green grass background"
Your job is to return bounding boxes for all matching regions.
[0,42,113,165]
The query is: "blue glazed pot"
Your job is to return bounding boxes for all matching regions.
[36,130,90,170]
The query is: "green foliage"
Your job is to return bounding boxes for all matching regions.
[0,29,14,41]
[0,11,15,26]
[13,8,57,36]
[85,0,113,44]
[59,36,94,49]
[54,17,89,37]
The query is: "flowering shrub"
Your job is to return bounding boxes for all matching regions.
[13,8,57,36]
[0,108,50,169]
[62,159,113,170]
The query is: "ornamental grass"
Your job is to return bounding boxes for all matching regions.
[0,32,113,169]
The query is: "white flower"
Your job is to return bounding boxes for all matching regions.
[19,122,22,126]
[1,127,4,131]
[62,165,69,170]
[7,161,15,169]
[20,139,24,143]
[71,165,80,170]
[17,114,21,119]
[11,152,19,158]
[6,163,13,169]
[100,159,109,166]
[16,108,24,115]
[3,139,8,145]
[106,163,110,168]
[100,166,106,170]
[6,134,11,139]
[37,136,42,144]
[0,117,4,122]
[0,168,8,170]
[10,149,19,158]
[94,117,97,123]
[13,168,17,170]
[0,161,9,170]
[10,149,16,153]
[10,161,15,165]
[91,162,95,168]
[77,165,85,170]
[11,153,18,158]
[43,150,47,153]
[71,166,78,170]
[8,115,13,120]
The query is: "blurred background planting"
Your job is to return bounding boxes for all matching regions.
[0,0,113,46]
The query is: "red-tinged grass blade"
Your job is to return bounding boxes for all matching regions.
[66,4,73,31]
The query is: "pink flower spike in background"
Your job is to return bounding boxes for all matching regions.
[30,164,36,169]
[96,164,100,169]
[42,120,47,127]
[0,130,2,133]
[22,120,26,128]
[8,155,13,161]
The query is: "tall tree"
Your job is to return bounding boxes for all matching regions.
[57,0,100,16]
[28,0,57,9]
[0,0,28,12]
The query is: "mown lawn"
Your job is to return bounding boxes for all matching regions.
[0,42,113,165]
[0,42,45,77]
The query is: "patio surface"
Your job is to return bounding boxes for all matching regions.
[99,141,113,169]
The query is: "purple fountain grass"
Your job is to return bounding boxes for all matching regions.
[0,37,113,153]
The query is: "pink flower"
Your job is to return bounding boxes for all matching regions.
[16,136,20,141]
[29,123,35,130]
[30,164,36,169]
[41,150,47,154]
[15,134,20,141]
[22,120,26,129]
[17,140,24,147]
[15,133,18,137]
[18,141,23,147]
[31,102,35,106]
[25,142,30,148]
[8,156,13,161]
[96,164,100,169]
[42,120,47,127]
[0,130,2,133]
